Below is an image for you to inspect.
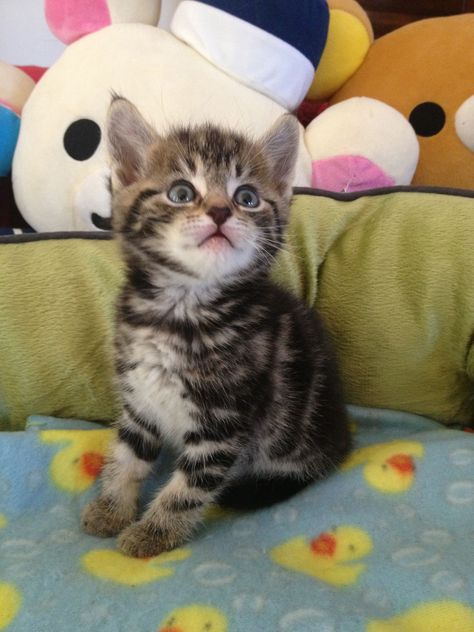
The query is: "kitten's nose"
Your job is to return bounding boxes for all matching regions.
[207,206,232,227]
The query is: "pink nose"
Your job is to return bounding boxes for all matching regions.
[207,206,231,226]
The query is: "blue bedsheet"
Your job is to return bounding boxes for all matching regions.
[1,407,473,632]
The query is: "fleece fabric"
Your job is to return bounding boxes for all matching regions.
[0,407,473,632]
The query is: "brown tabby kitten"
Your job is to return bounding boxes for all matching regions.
[81,97,351,558]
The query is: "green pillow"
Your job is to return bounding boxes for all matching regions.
[275,187,474,426]
[0,234,123,430]
[1,188,474,430]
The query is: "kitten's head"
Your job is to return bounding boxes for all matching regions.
[107,97,299,286]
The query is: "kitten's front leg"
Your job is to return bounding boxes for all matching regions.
[118,436,239,557]
[82,408,162,537]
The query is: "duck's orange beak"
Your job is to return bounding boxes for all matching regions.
[310,532,337,557]
[80,452,105,478]
[386,453,415,475]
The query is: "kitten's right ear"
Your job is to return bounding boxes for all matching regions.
[260,114,300,188]
[106,95,158,187]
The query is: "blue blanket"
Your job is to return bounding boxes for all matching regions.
[1,407,473,632]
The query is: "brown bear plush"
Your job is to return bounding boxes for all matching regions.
[306,14,474,191]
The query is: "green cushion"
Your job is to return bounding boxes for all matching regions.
[2,188,474,430]
[276,188,474,426]
[0,234,123,430]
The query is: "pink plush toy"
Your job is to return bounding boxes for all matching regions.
[45,0,161,44]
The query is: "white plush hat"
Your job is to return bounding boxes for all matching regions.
[171,0,330,111]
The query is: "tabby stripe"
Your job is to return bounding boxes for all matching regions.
[163,496,204,512]
[123,402,162,440]
[179,449,236,473]
[182,378,240,409]
[116,360,139,374]
[118,426,160,462]
[146,249,197,277]
[164,318,200,344]
[265,198,282,242]
[119,305,164,328]
[126,266,158,298]
[184,426,238,444]
[185,470,225,491]
[123,188,160,232]
[184,155,197,174]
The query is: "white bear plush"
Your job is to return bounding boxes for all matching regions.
[13,0,331,232]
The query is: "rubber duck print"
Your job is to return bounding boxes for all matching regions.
[270,525,373,586]
[367,600,474,632]
[0,583,21,630]
[81,547,191,585]
[158,605,228,632]
[40,428,115,492]
[342,440,424,493]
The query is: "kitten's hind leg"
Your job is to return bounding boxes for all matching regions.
[216,474,312,511]
[81,409,161,537]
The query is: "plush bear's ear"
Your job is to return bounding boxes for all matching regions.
[307,0,374,101]
[45,0,162,45]
[106,96,158,187]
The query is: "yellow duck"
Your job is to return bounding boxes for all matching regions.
[81,547,191,586]
[342,440,424,493]
[0,514,6,529]
[0,583,21,630]
[270,525,373,586]
[40,428,115,492]
[367,600,474,632]
[158,605,228,632]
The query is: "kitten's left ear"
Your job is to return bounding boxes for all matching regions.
[107,95,158,187]
[260,114,300,186]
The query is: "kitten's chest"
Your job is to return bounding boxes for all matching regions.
[119,327,196,445]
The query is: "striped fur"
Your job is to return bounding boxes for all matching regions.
[82,100,351,557]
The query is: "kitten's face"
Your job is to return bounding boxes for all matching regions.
[108,99,299,286]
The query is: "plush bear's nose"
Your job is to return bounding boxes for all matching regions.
[207,206,232,226]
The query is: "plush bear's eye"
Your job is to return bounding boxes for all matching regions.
[409,102,446,137]
[63,119,101,161]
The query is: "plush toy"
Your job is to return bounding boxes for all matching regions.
[0,62,35,176]
[12,0,372,232]
[306,96,420,192]
[45,0,162,43]
[306,14,474,192]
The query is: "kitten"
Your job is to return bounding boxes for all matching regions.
[81,97,351,558]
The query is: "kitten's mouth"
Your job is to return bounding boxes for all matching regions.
[91,212,113,231]
[199,229,233,248]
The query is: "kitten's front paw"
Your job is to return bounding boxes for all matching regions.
[118,520,182,558]
[81,498,135,537]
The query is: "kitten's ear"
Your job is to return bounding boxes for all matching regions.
[106,96,158,187]
[260,114,300,187]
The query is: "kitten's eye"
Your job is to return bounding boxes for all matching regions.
[168,181,196,204]
[234,186,260,208]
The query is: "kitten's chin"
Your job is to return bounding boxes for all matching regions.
[171,240,257,285]
[198,233,234,251]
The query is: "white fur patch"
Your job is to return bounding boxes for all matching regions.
[103,440,153,504]
[122,327,199,448]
